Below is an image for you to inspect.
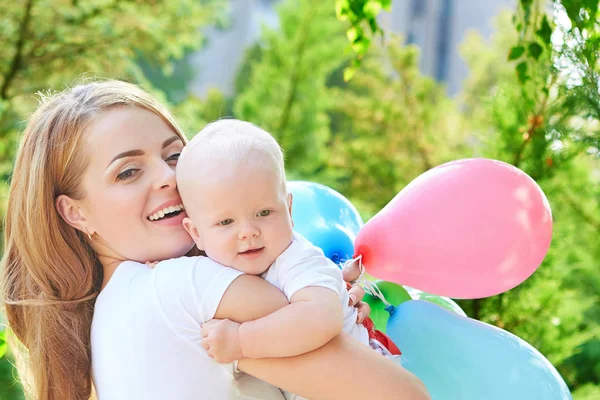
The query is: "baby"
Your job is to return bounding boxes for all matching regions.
[176,119,400,384]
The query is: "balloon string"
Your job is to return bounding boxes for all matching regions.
[361,280,392,308]
[341,254,364,280]
[342,255,394,312]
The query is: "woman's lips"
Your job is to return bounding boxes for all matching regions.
[148,210,187,226]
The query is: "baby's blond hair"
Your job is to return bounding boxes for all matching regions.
[177,119,287,205]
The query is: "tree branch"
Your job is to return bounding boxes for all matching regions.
[1,0,35,100]
[562,192,600,232]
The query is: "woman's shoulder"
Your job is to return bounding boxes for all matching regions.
[156,255,226,272]
[153,256,243,291]
[153,256,244,323]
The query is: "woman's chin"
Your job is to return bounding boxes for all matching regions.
[146,236,195,262]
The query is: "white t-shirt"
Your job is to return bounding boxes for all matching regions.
[91,257,284,400]
[263,233,370,346]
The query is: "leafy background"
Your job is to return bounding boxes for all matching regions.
[0,0,598,398]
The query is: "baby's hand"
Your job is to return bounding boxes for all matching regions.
[201,319,243,363]
[145,261,158,269]
[342,259,362,283]
[342,259,370,324]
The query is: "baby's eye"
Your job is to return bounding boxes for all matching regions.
[257,210,272,217]
[219,219,234,226]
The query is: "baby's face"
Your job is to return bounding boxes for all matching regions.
[183,160,293,275]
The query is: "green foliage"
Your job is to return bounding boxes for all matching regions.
[326,36,469,216]
[509,1,555,82]
[0,0,225,395]
[173,88,232,137]
[459,11,600,394]
[233,0,347,176]
[0,329,6,359]
[0,355,25,400]
[0,0,222,178]
[0,0,598,397]
[335,0,392,80]
[511,0,600,150]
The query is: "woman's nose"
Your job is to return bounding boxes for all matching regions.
[153,160,177,190]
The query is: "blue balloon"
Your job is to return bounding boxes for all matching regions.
[287,181,363,264]
[387,300,571,400]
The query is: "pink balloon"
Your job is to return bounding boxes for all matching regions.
[354,159,553,299]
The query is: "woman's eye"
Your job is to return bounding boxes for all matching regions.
[166,152,181,163]
[219,219,234,226]
[117,169,140,181]
[258,210,272,217]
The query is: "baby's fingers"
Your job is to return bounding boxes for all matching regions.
[342,259,362,282]
[348,285,365,306]
[356,302,371,324]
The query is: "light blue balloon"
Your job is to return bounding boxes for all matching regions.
[287,181,363,264]
[387,300,571,400]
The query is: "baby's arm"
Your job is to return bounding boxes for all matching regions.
[202,236,348,362]
[201,286,343,362]
[239,286,343,358]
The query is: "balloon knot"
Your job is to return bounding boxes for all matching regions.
[384,304,396,316]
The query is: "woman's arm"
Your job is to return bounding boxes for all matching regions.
[238,286,343,358]
[239,334,429,400]
[213,275,430,400]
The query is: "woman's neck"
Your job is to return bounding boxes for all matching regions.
[98,256,123,291]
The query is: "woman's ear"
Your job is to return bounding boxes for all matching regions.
[55,195,90,234]
[182,217,204,250]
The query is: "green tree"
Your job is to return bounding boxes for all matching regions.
[326,36,469,216]
[233,0,348,176]
[334,0,392,80]
[0,0,224,395]
[0,0,222,179]
[458,11,600,397]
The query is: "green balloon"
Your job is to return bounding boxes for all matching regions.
[405,286,466,317]
[362,280,412,333]
[363,292,390,333]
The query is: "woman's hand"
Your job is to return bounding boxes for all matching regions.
[342,259,371,324]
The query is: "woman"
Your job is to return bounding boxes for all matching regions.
[0,80,429,400]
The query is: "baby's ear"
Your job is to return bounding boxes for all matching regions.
[287,193,294,227]
[182,217,204,250]
[287,193,293,216]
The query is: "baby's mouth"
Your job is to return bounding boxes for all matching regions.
[239,247,264,255]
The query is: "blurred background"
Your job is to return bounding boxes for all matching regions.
[0,0,598,398]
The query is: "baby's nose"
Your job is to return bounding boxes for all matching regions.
[239,224,260,240]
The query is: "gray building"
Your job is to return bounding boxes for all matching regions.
[190,0,515,98]
[380,0,515,95]
[189,0,280,98]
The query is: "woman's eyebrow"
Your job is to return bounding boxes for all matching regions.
[162,136,181,148]
[106,136,182,168]
[107,149,144,167]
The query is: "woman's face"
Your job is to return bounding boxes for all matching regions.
[79,106,194,263]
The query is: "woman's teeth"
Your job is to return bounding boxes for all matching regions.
[148,204,185,221]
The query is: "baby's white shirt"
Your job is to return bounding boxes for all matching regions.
[262,233,370,346]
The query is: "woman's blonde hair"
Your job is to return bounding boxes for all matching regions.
[0,80,190,400]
